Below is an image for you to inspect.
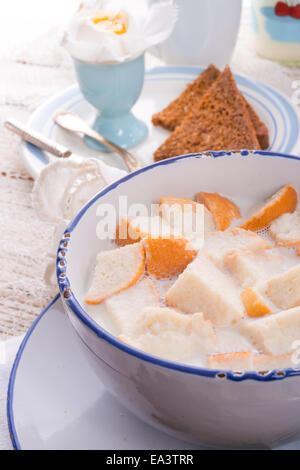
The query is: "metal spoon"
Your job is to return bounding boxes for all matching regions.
[53,111,141,172]
[4,118,72,159]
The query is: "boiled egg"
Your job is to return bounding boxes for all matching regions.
[91,10,128,35]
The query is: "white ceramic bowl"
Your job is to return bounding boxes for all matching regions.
[57,151,300,449]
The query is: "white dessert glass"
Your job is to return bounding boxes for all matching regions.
[252,0,300,64]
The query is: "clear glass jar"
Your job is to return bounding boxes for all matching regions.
[251,0,300,64]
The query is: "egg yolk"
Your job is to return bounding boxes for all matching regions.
[92,12,128,35]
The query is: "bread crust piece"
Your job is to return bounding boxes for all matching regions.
[116,217,141,246]
[207,352,253,371]
[154,66,260,162]
[144,236,197,279]
[152,64,221,131]
[115,216,171,246]
[241,286,273,318]
[196,192,241,231]
[85,242,145,305]
[240,184,298,231]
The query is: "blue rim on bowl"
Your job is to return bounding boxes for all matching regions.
[56,150,300,382]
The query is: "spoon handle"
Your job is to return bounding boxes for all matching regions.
[4,119,72,159]
[84,127,141,172]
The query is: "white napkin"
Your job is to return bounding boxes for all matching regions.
[32,155,127,286]
[63,0,178,63]
[0,335,24,450]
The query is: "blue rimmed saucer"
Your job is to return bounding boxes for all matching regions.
[7,295,198,450]
[20,66,300,179]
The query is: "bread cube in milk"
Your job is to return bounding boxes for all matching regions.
[105,277,159,335]
[269,209,300,247]
[240,263,300,318]
[166,251,245,326]
[224,249,283,289]
[204,228,269,267]
[264,264,300,310]
[243,306,300,355]
[119,306,217,362]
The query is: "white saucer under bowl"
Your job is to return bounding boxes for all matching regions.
[7,296,300,450]
[7,295,200,450]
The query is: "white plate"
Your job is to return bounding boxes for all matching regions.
[7,294,300,450]
[7,295,199,450]
[21,66,300,179]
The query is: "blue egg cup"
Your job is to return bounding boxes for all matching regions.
[73,54,148,152]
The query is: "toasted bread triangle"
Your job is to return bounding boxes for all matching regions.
[152,65,269,150]
[152,64,220,131]
[154,66,260,162]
